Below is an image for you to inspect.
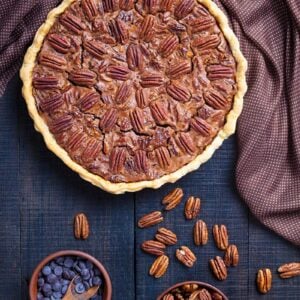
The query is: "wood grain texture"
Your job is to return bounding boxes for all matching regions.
[0,75,299,299]
[0,77,21,299]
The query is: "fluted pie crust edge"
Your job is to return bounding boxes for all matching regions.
[20,0,247,194]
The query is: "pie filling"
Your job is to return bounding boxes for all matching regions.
[32,0,237,183]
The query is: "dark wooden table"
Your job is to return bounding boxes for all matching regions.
[1,76,299,299]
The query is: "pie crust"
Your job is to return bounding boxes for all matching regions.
[20,0,247,194]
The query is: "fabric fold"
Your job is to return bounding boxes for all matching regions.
[215,0,300,246]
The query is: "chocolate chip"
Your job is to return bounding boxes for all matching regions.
[46,273,57,284]
[75,282,85,294]
[54,266,63,276]
[42,266,51,276]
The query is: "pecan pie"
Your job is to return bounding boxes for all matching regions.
[20,0,247,193]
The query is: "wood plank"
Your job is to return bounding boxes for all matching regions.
[17,75,136,299]
[135,138,250,299]
[0,77,21,298]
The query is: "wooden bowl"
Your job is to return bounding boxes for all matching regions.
[157,280,228,300]
[29,250,112,300]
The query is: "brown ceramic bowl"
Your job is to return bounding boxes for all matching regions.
[29,250,112,300]
[157,281,228,300]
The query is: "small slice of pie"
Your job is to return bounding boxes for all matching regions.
[20,0,247,194]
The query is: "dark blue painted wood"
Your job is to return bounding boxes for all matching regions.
[0,76,21,299]
[0,76,299,299]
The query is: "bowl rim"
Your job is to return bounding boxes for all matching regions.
[156,280,228,300]
[29,249,112,300]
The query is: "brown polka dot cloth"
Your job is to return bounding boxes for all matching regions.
[0,0,299,246]
[215,0,300,246]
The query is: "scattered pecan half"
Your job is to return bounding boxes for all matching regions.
[176,246,197,268]
[257,268,272,294]
[213,224,229,250]
[74,213,89,240]
[209,256,227,281]
[149,255,169,278]
[141,240,166,256]
[155,227,177,245]
[278,263,300,279]
[194,220,208,246]
[185,196,201,220]
[138,211,164,228]
[224,244,239,267]
[162,188,184,210]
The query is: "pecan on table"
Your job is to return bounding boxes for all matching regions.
[74,213,90,240]
[138,211,164,228]
[257,268,272,294]
[278,262,300,279]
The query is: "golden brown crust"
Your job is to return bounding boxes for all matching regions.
[20,0,247,194]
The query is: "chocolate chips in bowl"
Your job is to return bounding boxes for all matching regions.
[157,281,228,300]
[29,250,112,300]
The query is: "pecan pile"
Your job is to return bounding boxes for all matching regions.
[137,187,239,281]
[162,283,224,300]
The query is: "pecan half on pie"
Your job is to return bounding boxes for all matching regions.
[21,0,247,193]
